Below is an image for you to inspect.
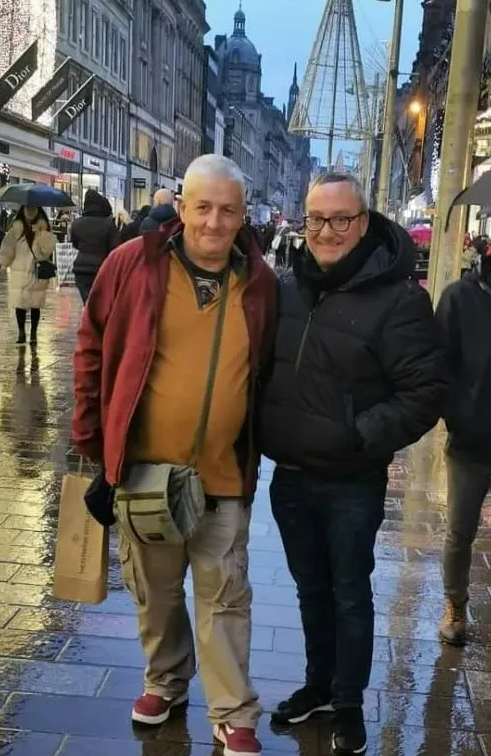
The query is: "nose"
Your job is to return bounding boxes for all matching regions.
[318,222,337,243]
[206,208,221,230]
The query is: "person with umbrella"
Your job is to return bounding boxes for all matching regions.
[0,205,56,346]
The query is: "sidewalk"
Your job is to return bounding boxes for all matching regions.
[0,279,491,755]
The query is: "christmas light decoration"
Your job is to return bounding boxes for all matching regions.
[0,0,57,124]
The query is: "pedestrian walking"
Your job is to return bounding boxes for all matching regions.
[0,205,55,346]
[139,188,177,232]
[72,154,277,756]
[71,189,120,303]
[259,172,447,755]
[436,240,491,646]
[120,205,151,243]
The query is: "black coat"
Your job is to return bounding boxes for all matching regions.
[435,272,491,462]
[260,212,447,477]
[72,190,120,276]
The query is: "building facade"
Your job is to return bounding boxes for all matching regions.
[54,0,131,211]
[129,0,177,208]
[174,0,208,192]
[215,6,310,221]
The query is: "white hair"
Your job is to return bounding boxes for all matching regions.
[183,154,246,200]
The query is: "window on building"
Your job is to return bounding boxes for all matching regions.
[80,1,89,52]
[120,37,127,82]
[92,9,101,60]
[93,92,100,144]
[68,0,77,43]
[119,107,126,156]
[111,102,118,152]
[101,18,110,67]
[58,0,67,37]
[111,27,119,75]
[101,96,108,148]
[140,60,148,105]
[82,102,90,140]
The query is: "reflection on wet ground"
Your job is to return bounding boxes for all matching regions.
[0,278,491,755]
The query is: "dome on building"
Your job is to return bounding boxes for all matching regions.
[216,4,260,68]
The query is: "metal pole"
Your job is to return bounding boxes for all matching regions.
[365,73,380,200]
[327,3,343,169]
[376,0,404,213]
[427,0,488,304]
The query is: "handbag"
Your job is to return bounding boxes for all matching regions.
[30,246,56,280]
[114,266,231,546]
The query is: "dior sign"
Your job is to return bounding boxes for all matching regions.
[0,39,38,110]
[56,75,94,136]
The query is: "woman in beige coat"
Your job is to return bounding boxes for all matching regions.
[0,205,55,345]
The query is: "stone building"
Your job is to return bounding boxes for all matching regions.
[129,0,177,208]
[174,0,209,193]
[215,5,311,221]
[54,0,132,211]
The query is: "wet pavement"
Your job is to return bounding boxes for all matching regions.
[1,277,491,755]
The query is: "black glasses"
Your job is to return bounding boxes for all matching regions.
[304,213,365,233]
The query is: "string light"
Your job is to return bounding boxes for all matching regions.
[0,0,57,124]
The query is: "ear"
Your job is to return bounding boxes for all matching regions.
[360,212,369,237]
[177,198,185,222]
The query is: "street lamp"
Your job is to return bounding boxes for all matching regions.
[409,99,422,115]
[376,0,404,214]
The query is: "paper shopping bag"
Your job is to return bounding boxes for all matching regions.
[53,472,109,604]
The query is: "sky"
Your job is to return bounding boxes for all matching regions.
[204,0,424,163]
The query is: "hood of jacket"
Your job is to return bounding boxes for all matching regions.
[298,211,416,292]
[83,189,112,218]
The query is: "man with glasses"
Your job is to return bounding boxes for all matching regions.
[259,173,446,755]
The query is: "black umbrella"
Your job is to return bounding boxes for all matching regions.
[452,169,491,208]
[0,183,75,208]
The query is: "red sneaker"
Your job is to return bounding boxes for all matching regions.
[132,692,188,725]
[213,724,262,756]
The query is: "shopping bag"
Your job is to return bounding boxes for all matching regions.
[53,468,109,604]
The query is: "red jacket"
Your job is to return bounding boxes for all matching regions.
[72,219,277,499]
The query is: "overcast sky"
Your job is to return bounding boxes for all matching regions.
[205,0,424,161]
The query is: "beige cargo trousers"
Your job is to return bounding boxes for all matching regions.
[119,499,262,728]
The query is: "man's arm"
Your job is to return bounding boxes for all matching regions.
[72,256,117,460]
[355,282,448,458]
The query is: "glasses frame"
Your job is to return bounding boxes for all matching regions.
[304,212,366,233]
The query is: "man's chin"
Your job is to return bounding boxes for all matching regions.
[314,248,347,265]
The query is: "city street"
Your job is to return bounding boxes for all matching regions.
[0,279,491,756]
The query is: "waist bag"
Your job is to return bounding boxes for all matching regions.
[114,266,230,546]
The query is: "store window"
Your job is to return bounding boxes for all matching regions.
[161,144,172,175]
[93,92,101,144]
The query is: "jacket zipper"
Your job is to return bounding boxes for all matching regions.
[295,294,325,373]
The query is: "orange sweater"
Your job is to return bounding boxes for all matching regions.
[126,254,250,496]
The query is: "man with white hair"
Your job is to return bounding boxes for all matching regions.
[72,155,277,755]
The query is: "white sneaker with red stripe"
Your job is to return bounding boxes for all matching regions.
[213,724,262,756]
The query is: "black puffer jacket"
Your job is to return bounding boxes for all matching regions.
[260,212,448,477]
[436,271,491,463]
[72,190,120,276]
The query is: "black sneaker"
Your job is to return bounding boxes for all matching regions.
[271,685,333,725]
[331,707,367,755]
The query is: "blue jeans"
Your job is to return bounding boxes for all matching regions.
[270,467,386,708]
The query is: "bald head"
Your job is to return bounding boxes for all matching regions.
[153,188,174,207]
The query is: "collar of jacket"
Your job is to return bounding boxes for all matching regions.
[142,218,266,285]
